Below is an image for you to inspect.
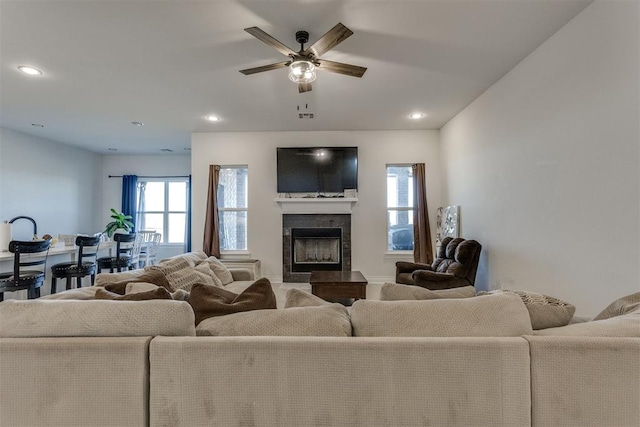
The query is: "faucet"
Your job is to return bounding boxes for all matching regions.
[8,216,38,238]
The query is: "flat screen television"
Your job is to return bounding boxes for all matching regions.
[277,147,358,194]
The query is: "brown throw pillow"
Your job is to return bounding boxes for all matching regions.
[95,287,172,301]
[188,278,277,325]
[104,269,172,294]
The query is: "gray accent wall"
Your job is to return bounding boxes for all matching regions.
[440,0,639,316]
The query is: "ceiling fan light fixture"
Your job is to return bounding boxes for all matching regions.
[288,60,316,84]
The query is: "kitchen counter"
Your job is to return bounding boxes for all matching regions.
[0,244,77,261]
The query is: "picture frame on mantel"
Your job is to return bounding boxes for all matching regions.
[435,205,460,254]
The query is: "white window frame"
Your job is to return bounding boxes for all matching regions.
[137,178,188,246]
[386,164,414,253]
[218,165,248,254]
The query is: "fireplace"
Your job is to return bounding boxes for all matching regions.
[291,228,342,272]
[282,214,351,282]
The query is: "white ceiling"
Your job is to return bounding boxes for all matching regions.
[0,0,592,154]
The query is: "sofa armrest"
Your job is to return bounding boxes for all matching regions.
[395,261,432,274]
[230,268,254,281]
[412,270,471,290]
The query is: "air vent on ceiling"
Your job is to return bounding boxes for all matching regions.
[297,104,315,119]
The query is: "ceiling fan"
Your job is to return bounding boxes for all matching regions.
[239,23,367,93]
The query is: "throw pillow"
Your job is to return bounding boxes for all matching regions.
[146,257,218,291]
[284,288,330,308]
[125,282,161,294]
[170,289,190,301]
[350,293,533,337]
[188,278,276,325]
[199,256,234,285]
[592,292,640,321]
[479,290,575,330]
[196,305,351,337]
[535,306,640,337]
[157,250,208,267]
[95,287,172,301]
[380,283,476,301]
[124,282,189,301]
[104,269,172,294]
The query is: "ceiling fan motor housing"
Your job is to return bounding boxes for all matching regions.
[295,30,310,45]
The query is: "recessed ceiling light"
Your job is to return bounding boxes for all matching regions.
[131,121,144,126]
[409,112,425,120]
[18,66,42,75]
[31,123,44,128]
[206,115,221,122]
[107,148,118,152]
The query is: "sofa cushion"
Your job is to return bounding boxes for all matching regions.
[350,293,532,337]
[479,290,575,330]
[0,300,196,337]
[284,288,330,308]
[39,287,99,300]
[95,287,172,301]
[188,278,276,325]
[195,304,351,336]
[380,283,476,301]
[535,306,640,337]
[592,291,640,320]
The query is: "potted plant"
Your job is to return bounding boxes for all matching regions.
[104,208,134,238]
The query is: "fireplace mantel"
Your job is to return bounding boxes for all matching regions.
[274,197,357,214]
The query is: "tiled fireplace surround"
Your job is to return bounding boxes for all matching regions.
[282,214,351,283]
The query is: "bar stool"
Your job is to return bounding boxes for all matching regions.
[97,232,137,273]
[0,239,51,301]
[50,234,102,294]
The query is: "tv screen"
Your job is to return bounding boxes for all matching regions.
[277,147,358,194]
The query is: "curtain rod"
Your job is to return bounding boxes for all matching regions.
[108,175,190,178]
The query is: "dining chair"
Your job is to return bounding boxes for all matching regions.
[97,232,137,273]
[138,232,161,268]
[50,233,102,294]
[0,239,51,301]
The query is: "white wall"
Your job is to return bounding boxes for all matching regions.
[0,127,102,240]
[440,0,639,316]
[101,154,191,259]
[191,130,441,282]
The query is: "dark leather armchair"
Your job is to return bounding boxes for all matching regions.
[395,237,482,290]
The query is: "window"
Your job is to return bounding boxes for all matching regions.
[137,178,188,244]
[387,165,414,251]
[218,166,248,251]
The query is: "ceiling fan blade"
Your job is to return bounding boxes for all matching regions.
[244,27,297,57]
[305,23,353,58]
[239,61,290,75]
[298,82,312,93]
[317,59,367,78]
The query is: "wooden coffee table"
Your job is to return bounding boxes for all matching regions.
[309,271,368,304]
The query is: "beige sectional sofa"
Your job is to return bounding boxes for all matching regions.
[0,252,638,427]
